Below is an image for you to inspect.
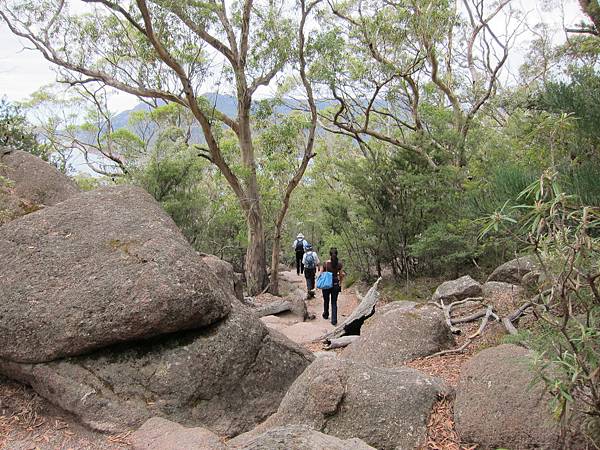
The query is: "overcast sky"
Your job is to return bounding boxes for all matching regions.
[0,1,587,114]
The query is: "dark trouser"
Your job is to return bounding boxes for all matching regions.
[323,286,340,325]
[295,251,304,275]
[304,267,316,291]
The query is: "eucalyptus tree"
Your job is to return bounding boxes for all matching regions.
[1,0,320,294]
[315,0,521,168]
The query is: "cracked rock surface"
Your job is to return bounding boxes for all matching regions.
[0,304,314,437]
[234,356,450,450]
[0,185,233,363]
[342,302,455,367]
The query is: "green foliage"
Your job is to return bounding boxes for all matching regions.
[0,98,45,157]
[72,174,107,191]
[535,67,600,161]
[483,171,600,446]
[411,220,482,277]
[133,141,247,270]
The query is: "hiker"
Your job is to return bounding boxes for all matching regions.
[302,244,320,298]
[292,233,308,275]
[321,247,344,326]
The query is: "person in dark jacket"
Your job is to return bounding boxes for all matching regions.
[292,233,308,275]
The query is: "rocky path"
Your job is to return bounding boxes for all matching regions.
[260,270,360,346]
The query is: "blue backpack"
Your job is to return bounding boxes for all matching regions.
[304,252,316,269]
[316,271,333,289]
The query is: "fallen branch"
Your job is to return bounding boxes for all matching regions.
[507,301,534,322]
[440,300,462,335]
[502,317,519,335]
[427,306,496,358]
[320,277,382,341]
[451,309,488,325]
[254,300,292,317]
[448,297,484,307]
[323,335,360,350]
[500,301,535,335]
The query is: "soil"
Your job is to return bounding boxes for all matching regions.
[260,270,360,346]
[0,376,130,449]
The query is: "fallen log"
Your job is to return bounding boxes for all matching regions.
[254,300,293,317]
[502,317,519,335]
[451,309,488,325]
[320,277,382,341]
[501,301,535,335]
[427,306,496,358]
[323,335,360,350]
[440,300,462,334]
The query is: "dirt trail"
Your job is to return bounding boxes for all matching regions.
[260,270,360,346]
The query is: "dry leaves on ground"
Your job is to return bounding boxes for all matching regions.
[423,398,477,450]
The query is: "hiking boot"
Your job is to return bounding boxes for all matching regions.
[322,312,328,320]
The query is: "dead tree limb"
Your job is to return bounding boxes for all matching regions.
[440,299,462,335]
[501,301,535,335]
[451,309,488,325]
[254,300,293,317]
[324,335,360,350]
[427,306,496,358]
[320,277,382,341]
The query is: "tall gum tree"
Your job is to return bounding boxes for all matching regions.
[315,0,521,168]
[1,0,319,294]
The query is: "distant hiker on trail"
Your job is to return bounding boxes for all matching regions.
[292,233,309,275]
[302,244,320,298]
[320,247,344,326]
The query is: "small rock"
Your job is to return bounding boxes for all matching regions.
[487,256,538,284]
[231,425,375,450]
[432,275,482,302]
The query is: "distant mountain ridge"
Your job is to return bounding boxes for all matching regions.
[110,93,336,131]
[110,93,240,130]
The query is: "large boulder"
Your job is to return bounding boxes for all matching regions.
[200,253,244,301]
[454,344,560,449]
[231,425,375,450]
[482,281,524,299]
[482,281,525,316]
[343,303,455,367]
[0,148,80,207]
[0,148,80,225]
[487,256,538,284]
[432,275,482,302]
[250,356,449,450]
[0,304,314,436]
[0,185,233,363]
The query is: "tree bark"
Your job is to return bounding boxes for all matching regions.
[270,229,283,295]
[245,204,268,295]
[579,0,600,34]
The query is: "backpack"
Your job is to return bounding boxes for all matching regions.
[304,252,316,269]
[316,271,333,289]
[295,239,304,252]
